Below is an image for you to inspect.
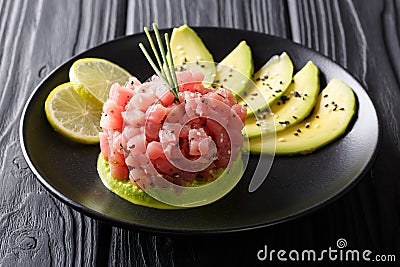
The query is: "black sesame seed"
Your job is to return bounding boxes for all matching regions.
[305,124,310,128]
[294,91,301,97]
[280,95,289,104]
[293,116,297,119]
[316,115,320,118]
[324,94,328,98]
[296,129,301,133]
[340,108,345,111]
[277,102,281,106]
[251,93,258,96]
[324,104,329,107]
[264,75,269,79]
[279,81,283,84]
[294,132,299,136]
[256,77,261,81]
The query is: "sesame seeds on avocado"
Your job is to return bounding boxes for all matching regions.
[249,78,356,155]
[240,52,294,116]
[245,61,320,138]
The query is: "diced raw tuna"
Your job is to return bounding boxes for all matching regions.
[100,70,246,188]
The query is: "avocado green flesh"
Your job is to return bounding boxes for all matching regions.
[244,61,319,138]
[97,154,177,209]
[170,25,215,86]
[240,52,293,116]
[213,41,254,96]
[249,78,356,154]
[97,152,245,208]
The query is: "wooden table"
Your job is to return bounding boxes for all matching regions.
[1,0,399,266]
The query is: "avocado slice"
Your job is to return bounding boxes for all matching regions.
[240,52,293,116]
[249,78,356,154]
[244,61,319,138]
[213,41,254,95]
[170,25,216,86]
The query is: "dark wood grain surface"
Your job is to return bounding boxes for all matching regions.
[1,0,399,266]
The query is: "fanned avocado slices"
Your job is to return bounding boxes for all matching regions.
[245,61,319,138]
[213,41,254,96]
[240,52,294,116]
[170,24,216,86]
[249,78,356,155]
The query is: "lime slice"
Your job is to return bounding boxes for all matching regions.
[45,82,102,144]
[69,58,132,105]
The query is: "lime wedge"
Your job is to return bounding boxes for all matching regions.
[69,58,131,105]
[45,82,102,144]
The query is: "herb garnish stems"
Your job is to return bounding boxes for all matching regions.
[139,23,180,102]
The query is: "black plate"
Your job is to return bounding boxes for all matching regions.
[20,27,379,234]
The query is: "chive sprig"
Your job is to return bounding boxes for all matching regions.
[139,23,179,102]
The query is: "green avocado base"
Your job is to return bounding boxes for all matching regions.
[97,153,244,209]
[97,154,177,209]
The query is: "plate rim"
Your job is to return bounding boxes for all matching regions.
[19,27,381,235]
